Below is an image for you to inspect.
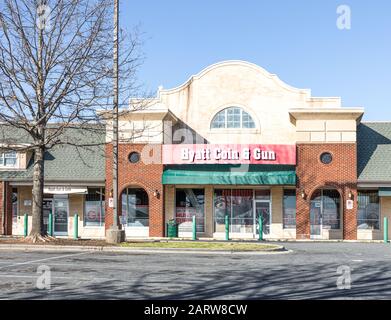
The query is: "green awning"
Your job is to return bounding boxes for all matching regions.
[379,188,391,196]
[162,165,296,185]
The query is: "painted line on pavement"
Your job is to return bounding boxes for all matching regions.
[0,251,92,270]
[0,244,290,255]
[0,273,114,282]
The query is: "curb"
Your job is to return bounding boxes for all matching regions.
[0,244,288,255]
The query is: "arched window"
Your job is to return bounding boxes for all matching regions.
[210,107,256,129]
[121,188,149,227]
[310,189,340,237]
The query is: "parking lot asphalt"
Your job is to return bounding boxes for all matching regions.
[1,242,391,299]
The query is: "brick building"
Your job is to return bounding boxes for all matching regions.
[1,61,391,240]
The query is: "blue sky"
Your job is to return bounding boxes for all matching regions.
[122,0,391,121]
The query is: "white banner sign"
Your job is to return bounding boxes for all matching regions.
[44,186,88,194]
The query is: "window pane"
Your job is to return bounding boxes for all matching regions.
[255,190,270,200]
[85,201,102,226]
[54,199,68,233]
[357,191,379,230]
[283,189,296,228]
[227,120,240,128]
[122,188,149,227]
[211,110,226,128]
[242,111,255,128]
[255,201,270,234]
[231,189,253,233]
[4,151,16,158]
[85,188,101,201]
[12,188,17,224]
[175,189,205,232]
[211,107,256,129]
[321,190,340,229]
[4,152,17,166]
[214,189,231,233]
[84,188,104,226]
[5,158,16,166]
[227,108,241,128]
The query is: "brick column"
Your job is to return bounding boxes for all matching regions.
[0,181,13,235]
[105,143,164,237]
[296,189,310,239]
[343,186,358,240]
[296,144,358,240]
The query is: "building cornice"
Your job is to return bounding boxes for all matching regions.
[289,108,364,121]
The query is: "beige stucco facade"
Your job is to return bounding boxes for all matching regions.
[105,61,363,146]
[12,186,105,238]
[154,61,363,240]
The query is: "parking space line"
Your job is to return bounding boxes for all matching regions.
[0,251,92,270]
[0,273,114,282]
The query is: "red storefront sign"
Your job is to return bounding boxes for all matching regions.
[162,144,296,165]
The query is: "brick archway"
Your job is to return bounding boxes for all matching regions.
[105,143,164,237]
[308,187,343,237]
[120,186,150,233]
[296,143,358,240]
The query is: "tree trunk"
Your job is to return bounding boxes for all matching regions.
[30,145,45,237]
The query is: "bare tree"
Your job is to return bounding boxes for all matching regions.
[0,0,143,241]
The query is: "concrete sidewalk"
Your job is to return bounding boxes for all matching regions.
[0,243,287,255]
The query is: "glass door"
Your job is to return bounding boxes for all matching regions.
[255,201,271,236]
[310,190,322,238]
[53,198,68,236]
[43,199,53,234]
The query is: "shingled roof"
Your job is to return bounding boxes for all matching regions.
[0,125,106,183]
[357,122,391,182]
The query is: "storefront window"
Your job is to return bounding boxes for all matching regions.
[12,188,17,224]
[255,190,270,200]
[122,188,149,227]
[283,189,296,228]
[214,189,232,233]
[357,191,379,230]
[231,189,253,233]
[175,189,205,232]
[84,188,105,226]
[214,189,254,233]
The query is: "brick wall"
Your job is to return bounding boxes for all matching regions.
[0,182,3,235]
[105,143,164,237]
[0,181,13,235]
[296,143,357,240]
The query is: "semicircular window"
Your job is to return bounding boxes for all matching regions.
[210,107,256,129]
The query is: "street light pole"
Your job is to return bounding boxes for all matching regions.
[113,0,119,229]
[107,0,125,243]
